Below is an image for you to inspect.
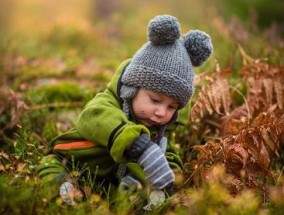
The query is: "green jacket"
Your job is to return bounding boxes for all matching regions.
[40,59,183,186]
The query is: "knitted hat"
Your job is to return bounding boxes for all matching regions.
[121,14,213,111]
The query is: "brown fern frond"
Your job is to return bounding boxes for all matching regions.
[220,105,249,136]
[252,110,284,158]
[247,77,265,112]
[0,89,29,133]
[238,44,256,66]
[184,141,224,187]
[225,143,248,169]
[274,80,283,109]
[207,83,222,114]
[186,52,284,204]
[219,61,283,136]
[191,86,213,121]
[260,126,280,157]
[191,69,231,121]
[190,93,205,120]
[241,128,263,155]
[193,145,209,159]
[194,71,212,86]
[188,110,284,196]
[241,60,284,116]
[207,80,222,114]
[263,78,273,105]
[218,79,231,115]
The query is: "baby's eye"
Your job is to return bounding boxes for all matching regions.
[169,105,178,110]
[150,97,160,103]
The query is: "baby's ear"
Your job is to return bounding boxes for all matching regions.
[184,30,213,67]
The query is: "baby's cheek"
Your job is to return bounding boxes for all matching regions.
[164,111,175,123]
[164,115,172,123]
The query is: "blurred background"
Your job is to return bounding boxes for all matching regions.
[1,0,283,144]
[0,0,283,71]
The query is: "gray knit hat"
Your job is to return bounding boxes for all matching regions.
[121,15,213,109]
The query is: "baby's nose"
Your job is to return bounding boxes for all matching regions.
[155,106,167,117]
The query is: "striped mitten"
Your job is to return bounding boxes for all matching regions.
[119,174,142,192]
[126,134,175,190]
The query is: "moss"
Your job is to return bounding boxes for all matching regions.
[26,81,94,105]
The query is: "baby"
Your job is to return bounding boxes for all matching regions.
[38,14,213,208]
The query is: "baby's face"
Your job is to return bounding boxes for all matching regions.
[132,88,179,127]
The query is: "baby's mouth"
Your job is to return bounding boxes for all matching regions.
[142,119,159,126]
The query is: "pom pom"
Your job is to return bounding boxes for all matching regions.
[147,15,181,45]
[184,30,213,66]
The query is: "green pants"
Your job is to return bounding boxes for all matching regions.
[37,154,67,201]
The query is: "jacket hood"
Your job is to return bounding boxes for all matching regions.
[107,59,131,104]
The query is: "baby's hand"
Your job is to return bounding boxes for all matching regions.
[127,134,175,190]
[158,136,167,153]
[119,174,142,193]
[143,190,166,211]
[59,182,83,205]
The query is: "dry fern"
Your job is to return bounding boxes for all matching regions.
[186,51,284,203]
[0,88,29,133]
[186,110,283,195]
[242,59,284,116]
[191,64,231,121]
[191,50,283,124]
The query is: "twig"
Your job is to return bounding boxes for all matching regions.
[204,119,220,128]
[28,101,84,111]
[182,142,225,188]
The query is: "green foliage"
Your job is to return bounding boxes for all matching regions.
[43,27,93,54]
[42,120,58,142]
[26,81,93,104]
[215,0,284,30]
[0,175,40,215]
[13,125,43,167]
